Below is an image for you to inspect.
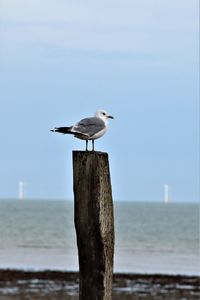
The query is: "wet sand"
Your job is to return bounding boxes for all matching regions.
[0,270,199,300]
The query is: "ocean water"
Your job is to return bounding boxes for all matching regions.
[0,200,199,275]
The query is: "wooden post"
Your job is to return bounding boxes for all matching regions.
[73,151,114,300]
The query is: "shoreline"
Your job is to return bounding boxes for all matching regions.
[0,269,199,300]
[0,268,199,281]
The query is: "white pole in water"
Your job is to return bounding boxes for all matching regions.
[164,184,170,203]
[19,181,24,200]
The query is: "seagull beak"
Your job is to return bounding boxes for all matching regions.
[108,115,114,119]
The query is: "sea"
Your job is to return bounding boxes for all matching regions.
[0,199,199,276]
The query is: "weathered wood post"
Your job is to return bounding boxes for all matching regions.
[73,151,114,300]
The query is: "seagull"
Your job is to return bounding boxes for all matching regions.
[51,110,114,151]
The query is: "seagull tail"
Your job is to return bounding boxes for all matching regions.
[50,126,74,134]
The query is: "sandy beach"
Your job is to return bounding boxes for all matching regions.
[0,270,199,300]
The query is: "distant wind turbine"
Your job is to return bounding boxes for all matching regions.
[19,181,25,200]
[164,184,171,203]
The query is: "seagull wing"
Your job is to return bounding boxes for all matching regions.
[72,117,105,138]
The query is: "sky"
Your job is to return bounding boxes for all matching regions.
[0,0,199,202]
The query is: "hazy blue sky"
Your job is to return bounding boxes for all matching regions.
[0,0,199,202]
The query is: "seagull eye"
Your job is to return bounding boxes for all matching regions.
[102,112,106,115]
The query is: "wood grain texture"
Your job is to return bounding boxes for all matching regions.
[73,151,114,300]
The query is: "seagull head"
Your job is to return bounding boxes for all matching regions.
[95,110,114,121]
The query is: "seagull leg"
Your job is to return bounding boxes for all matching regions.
[86,140,88,151]
[92,140,94,151]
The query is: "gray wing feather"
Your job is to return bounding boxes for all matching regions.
[73,117,105,137]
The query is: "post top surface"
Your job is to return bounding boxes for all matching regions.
[72,150,108,157]
[72,150,109,161]
[73,150,108,155]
